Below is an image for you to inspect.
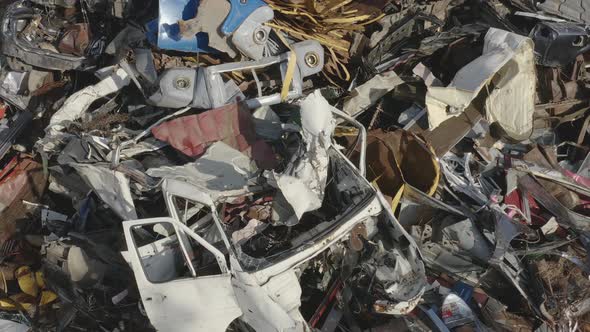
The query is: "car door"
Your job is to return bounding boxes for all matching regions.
[123,217,242,332]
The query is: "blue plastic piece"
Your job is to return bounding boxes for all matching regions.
[451,281,474,303]
[145,19,159,46]
[221,0,267,35]
[72,194,93,232]
[418,305,451,332]
[149,0,269,52]
[155,0,214,53]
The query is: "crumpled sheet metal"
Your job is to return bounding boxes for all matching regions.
[488,210,545,320]
[420,239,485,284]
[512,159,590,199]
[0,1,89,71]
[518,174,590,233]
[519,148,588,210]
[48,67,131,134]
[69,164,138,220]
[151,102,277,169]
[438,218,493,262]
[147,141,258,198]
[57,23,91,56]
[0,156,47,244]
[343,71,404,118]
[349,129,440,210]
[0,111,32,162]
[371,246,425,315]
[440,153,489,206]
[374,190,427,316]
[426,28,535,140]
[231,269,307,332]
[266,90,335,223]
[106,26,146,58]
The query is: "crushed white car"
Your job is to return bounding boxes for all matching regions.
[122,94,426,332]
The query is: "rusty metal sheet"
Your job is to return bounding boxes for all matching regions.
[0,156,47,244]
[57,24,91,56]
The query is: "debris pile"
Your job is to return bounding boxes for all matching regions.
[1,0,590,331]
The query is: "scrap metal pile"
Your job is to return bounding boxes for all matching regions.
[2,0,590,331]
